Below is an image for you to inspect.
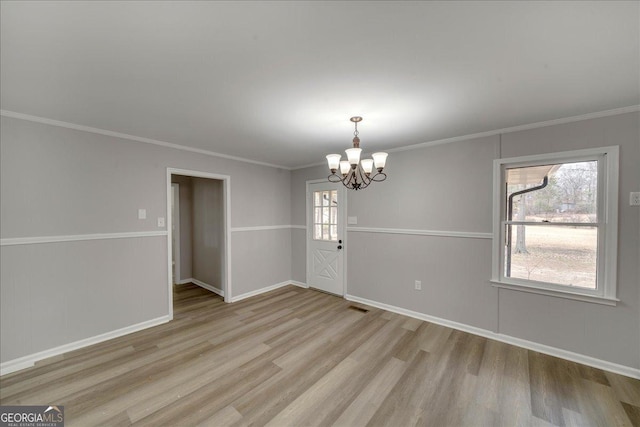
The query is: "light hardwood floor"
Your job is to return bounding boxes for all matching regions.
[1,283,639,426]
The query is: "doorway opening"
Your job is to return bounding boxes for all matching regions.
[167,168,231,319]
[171,183,181,284]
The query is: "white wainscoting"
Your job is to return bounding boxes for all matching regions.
[231,225,305,232]
[1,231,169,376]
[1,279,308,375]
[0,316,170,376]
[346,226,492,240]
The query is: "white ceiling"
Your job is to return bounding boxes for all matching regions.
[1,1,638,169]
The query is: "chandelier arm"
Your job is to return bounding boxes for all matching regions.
[348,168,359,189]
[333,166,385,189]
[328,173,342,183]
[370,171,387,182]
[339,165,370,190]
[360,170,374,190]
[357,168,370,188]
[342,166,357,190]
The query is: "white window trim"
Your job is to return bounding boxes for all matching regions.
[491,146,619,306]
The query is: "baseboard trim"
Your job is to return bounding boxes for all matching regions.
[345,294,640,380]
[191,279,224,297]
[229,280,303,302]
[1,279,303,375]
[0,315,171,376]
[290,280,309,288]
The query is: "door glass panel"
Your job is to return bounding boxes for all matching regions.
[313,190,338,241]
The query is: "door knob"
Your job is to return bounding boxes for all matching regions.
[337,245,343,250]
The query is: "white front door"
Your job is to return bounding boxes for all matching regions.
[307,181,346,295]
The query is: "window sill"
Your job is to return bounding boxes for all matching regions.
[490,280,619,306]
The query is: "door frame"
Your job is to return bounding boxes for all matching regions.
[166,168,232,320]
[171,183,181,284]
[305,179,347,296]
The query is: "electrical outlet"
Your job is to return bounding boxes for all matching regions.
[414,280,422,291]
[138,209,147,219]
[630,192,640,206]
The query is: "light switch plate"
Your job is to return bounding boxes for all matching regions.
[157,217,165,227]
[348,216,358,225]
[630,192,640,206]
[138,209,147,219]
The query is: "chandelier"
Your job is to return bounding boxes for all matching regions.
[326,117,388,190]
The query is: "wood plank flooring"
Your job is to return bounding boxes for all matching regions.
[1,283,639,426]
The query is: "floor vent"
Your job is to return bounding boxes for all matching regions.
[348,305,369,313]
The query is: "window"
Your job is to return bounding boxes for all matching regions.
[313,190,338,241]
[491,147,619,305]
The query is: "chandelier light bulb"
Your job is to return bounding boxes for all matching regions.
[326,154,341,172]
[372,152,388,170]
[360,159,374,175]
[339,160,351,176]
[345,148,362,167]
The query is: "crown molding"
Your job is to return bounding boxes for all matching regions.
[291,160,327,170]
[385,105,640,155]
[0,110,292,171]
[3,105,638,172]
[291,105,640,170]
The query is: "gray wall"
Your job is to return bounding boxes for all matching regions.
[291,112,640,371]
[192,177,224,289]
[0,115,293,364]
[232,229,292,296]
